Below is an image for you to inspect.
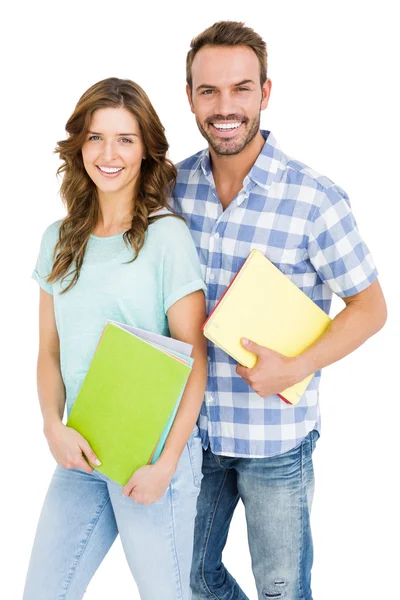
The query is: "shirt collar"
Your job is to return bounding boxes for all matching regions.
[187,148,211,181]
[188,130,285,191]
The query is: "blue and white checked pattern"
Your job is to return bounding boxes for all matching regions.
[171,131,377,457]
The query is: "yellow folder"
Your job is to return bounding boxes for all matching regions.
[203,250,331,405]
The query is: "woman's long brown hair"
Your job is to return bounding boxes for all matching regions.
[47,77,179,293]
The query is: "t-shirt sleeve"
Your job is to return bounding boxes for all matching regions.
[161,217,206,313]
[307,185,378,297]
[32,225,57,295]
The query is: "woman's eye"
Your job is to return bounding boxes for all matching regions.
[88,135,100,141]
[120,138,132,143]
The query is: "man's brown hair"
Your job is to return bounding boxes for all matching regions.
[186,21,268,91]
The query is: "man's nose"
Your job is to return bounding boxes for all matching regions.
[213,91,237,117]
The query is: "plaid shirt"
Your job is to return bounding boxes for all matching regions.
[171,131,377,457]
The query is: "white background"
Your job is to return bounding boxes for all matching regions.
[1,1,399,598]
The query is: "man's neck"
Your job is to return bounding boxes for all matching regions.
[209,131,265,210]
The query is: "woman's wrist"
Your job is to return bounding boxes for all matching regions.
[43,418,64,439]
[155,448,181,474]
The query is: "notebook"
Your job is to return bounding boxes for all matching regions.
[203,249,331,405]
[105,321,194,464]
[67,321,193,485]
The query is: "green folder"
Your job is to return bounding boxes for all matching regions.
[67,323,192,486]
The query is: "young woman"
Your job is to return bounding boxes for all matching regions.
[23,77,207,600]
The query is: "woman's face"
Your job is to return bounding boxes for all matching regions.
[82,107,145,199]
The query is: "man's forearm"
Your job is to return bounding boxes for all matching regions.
[295,281,387,379]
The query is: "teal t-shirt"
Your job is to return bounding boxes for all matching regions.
[32,211,206,414]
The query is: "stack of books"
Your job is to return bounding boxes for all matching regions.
[67,321,193,485]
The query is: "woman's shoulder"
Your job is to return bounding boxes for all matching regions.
[42,218,63,235]
[40,219,63,247]
[148,210,190,241]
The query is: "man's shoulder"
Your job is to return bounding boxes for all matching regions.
[279,153,351,218]
[284,155,337,192]
[175,149,206,175]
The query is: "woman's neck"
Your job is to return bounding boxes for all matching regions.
[94,189,134,237]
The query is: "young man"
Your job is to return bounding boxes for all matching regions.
[171,21,387,600]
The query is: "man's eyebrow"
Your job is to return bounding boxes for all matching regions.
[87,131,138,136]
[234,79,256,86]
[196,84,217,92]
[195,79,256,92]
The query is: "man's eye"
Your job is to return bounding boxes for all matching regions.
[237,87,250,92]
[202,89,214,95]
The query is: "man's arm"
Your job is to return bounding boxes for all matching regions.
[236,279,387,398]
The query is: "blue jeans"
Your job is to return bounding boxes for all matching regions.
[190,430,318,600]
[23,427,203,600]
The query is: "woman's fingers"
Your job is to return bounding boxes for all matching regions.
[73,456,94,474]
[79,438,101,467]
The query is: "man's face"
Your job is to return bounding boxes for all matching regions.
[187,45,271,156]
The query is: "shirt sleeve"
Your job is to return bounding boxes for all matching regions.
[161,217,206,313]
[307,185,378,297]
[31,225,57,295]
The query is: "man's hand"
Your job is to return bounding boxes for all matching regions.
[122,460,176,506]
[236,338,307,398]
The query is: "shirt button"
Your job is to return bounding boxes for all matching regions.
[207,356,211,361]
[209,273,215,281]
[214,232,220,239]
[207,395,214,403]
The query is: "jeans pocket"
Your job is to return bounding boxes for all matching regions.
[186,430,203,489]
[190,423,200,438]
[310,429,319,454]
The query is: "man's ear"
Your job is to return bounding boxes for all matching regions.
[260,78,272,111]
[186,84,195,114]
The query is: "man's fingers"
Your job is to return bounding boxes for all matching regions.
[241,338,263,354]
[236,364,245,376]
[241,338,277,358]
[236,364,250,381]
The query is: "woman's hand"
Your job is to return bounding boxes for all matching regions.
[122,460,177,506]
[44,421,101,473]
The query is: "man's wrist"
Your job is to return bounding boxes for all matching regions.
[292,352,315,383]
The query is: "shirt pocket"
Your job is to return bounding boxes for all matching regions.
[233,240,308,278]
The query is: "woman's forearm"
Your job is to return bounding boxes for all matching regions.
[157,337,207,468]
[37,349,66,436]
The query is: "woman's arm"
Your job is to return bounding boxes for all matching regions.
[38,289,66,430]
[38,288,100,472]
[158,289,208,465]
[123,289,207,503]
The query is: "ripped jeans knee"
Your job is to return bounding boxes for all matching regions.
[262,577,286,598]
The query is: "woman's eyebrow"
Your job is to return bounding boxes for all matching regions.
[87,130,138,137]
